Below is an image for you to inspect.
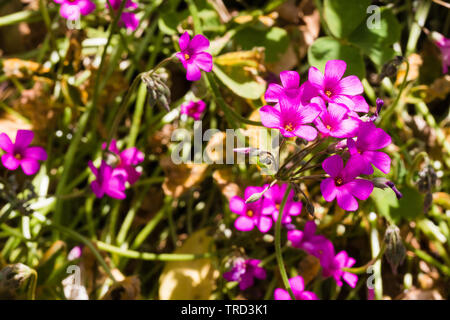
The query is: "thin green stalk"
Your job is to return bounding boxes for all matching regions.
[275,184,295,300]
[369,213,383,300]
[53,1,127,226]
[406,0,431,55]
[131,204,167,250]
[96,241,212,261]
[47,222,117,283]
[187,0,203,33]
[0,9,47,27]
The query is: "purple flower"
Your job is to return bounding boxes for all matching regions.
[0,130,47,175]
[320,154,374,211]
[287,221,328,258]
[223,258,266,290]
[88,160,127,200]
[180,100,206,120]
[230,186,273,233]
[107,0,139,31]
[320,241,358,288]
[68,246,83,261]
[102,140,144,185]
[432,32,450,74]
[262,183,302,224]
[313,98,359,138]
[274,276,318,300]
[176,32,213,81]
[53,0,96,21]
[347,121,392,175]
[307,60,369,113]
[265,71,302,104]
[259,96,321,140]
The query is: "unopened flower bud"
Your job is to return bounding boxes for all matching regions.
[384,225,406,275]
[0,263,36,299]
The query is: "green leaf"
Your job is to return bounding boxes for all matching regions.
[324,0,371,38]
[158,11,188,35]
[212,62,266,100]
[371,187,424,224]
[348,8,401,67]
[308,37,365,79]
[233,26,289,63]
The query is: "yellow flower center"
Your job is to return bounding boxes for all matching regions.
[335,177,344,186]
[184,53,190,60]
[325,90,332,97]
[284,123,294,132]
[14,153,22,160]
[326,124,332,130]
[247,210,254,217]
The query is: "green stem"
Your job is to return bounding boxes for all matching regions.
[406,0,431,55]
[96,241,212,261]
[275,184,295,300]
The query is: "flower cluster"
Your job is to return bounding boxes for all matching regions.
[260,59,393,211]
[288,221,358,288]
[107,0,140,31]
[229,184,302,233]
[88,140,144,200]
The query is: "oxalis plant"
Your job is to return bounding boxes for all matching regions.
[0,0,448,301]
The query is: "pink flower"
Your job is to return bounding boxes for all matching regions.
[261,183,302,224]
[313,98,360,138]
[274,276,318,300]
[320,241,358,288]
[307,60,369,113]
[0,130,47,175]
[265,71,303,104]
[320,154,374,211]
[229,186,273,233]
[53,0,96,21]
[107,0,139,31]
[432,32,450,74]
[347,121,392,175]
[88,160,127,200]
[259,96,321,140]
[223,258,267,290]
[287,221,329,258]
[176,32,213,81]
[180,100,206,120]
[102,140,144,185]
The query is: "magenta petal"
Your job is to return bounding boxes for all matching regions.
[78,0,96,15]
[337,76,363,96]
[20,159,40,175]
[265,84,284,102]
[287,202,302,216]
[320,177,337,202]
[363,151,391,174]
[24,146,47,161]
[0,133,13,153]
[185,62,202,81]
[293,125,317,141]
[230,196,245,215]
[15,130,34,150]
[336,188,358,211]
[234,216,255,232]
[257,216,272,233]
[194,52,213,72]
[259,105,282,129]
[331,118,359,138]
[287,230,303,247]
[350,95,369,113]
[274,288,291,300]
[1,154,20,171]
[322,154,343,177]
[289,276,305,294]
[327,103,349,122]
[299,291,318,300]
[60,3,81,20]
[90,181,104,198]
[121,12,139,30]
[325,60,346,83]
[189,34,210,53]
[308,67,324,88]
[280,71,300,88]
[347,179,374,200]
[343,272,358,288]
[297,104,321,123]
[175,52,188,69]
[120,148,144,166]
[331,94,355,110]
[179,31,190,51]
